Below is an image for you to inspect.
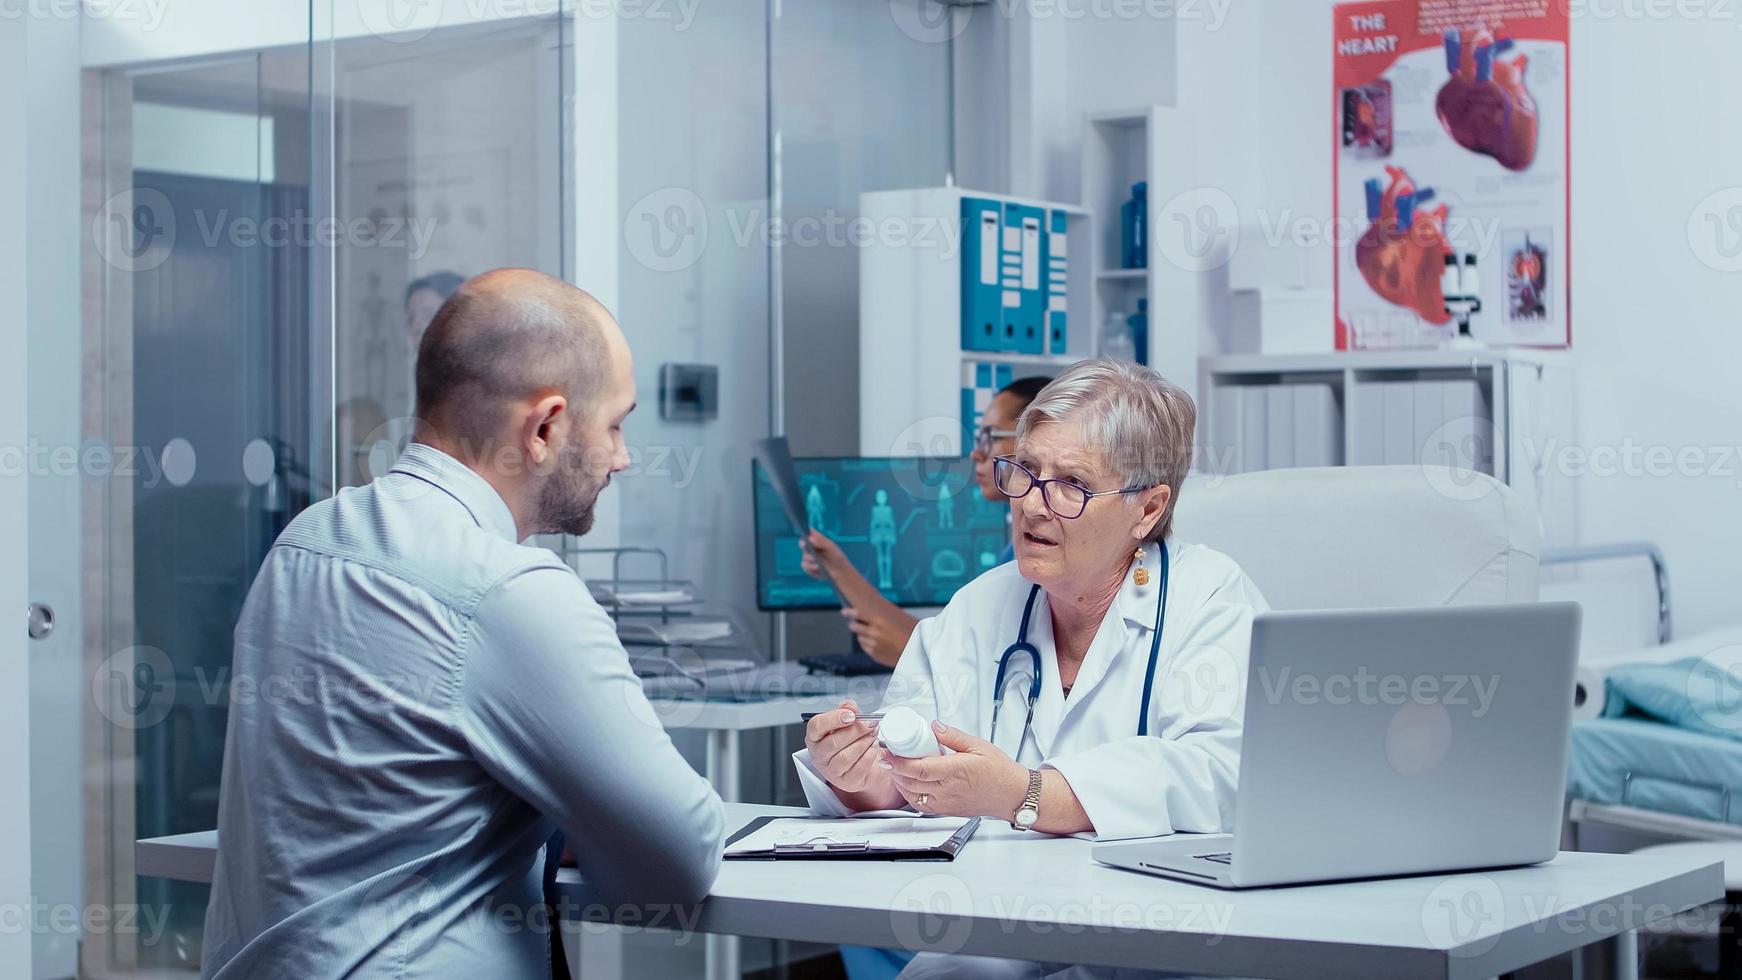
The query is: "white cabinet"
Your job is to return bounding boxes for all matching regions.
[1200,351,1577,547]
[1081,105,1210,401]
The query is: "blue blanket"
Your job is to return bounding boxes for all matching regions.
[1567,717,1742,824]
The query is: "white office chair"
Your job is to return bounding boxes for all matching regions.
[1172,465,1541,609]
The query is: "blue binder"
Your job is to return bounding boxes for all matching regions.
[961,361,1017,448]
[1002,202,1046,354]
[1047,209,1069,355]
[960,197,1004,352]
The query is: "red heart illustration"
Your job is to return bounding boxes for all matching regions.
[1435,29,1538,172]
[1355,166,1454,325]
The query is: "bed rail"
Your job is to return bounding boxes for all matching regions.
[1569,798,1742,843]
[1542,541,1672,645]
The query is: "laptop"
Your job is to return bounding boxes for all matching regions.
[1094,602,1581,889]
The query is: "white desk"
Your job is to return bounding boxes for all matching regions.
[140,803,1722,980]
[637,662,888,980]
[644,661,890,802]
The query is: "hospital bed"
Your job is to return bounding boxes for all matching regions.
[1549,545,1742,976]
[1548,543,1742,847]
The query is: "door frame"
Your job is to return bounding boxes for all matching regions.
[81,67,146,979]
[28,9,88,980]
[1,9,38,980]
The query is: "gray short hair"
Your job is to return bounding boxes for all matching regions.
[1015,358,1196,541]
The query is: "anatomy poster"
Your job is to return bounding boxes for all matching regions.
[1333,1,1569,350]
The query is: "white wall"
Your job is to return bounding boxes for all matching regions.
[613,0,770,642]
[1039,0,1742,637]
[1563,13,1742,638]
[1241,0,1742,637]
[952,5,1013,192]
[776,0,953,456]
[1008,2,1178,202]
[991,0,1260,358]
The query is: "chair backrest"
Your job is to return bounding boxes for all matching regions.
[1171,466,1541,610]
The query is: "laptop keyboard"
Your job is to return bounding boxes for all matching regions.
[1197,852,1233,865]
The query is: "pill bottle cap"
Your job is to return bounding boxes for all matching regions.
[879,707,935,758]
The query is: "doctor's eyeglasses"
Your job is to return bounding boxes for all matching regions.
[992,456,1151,520]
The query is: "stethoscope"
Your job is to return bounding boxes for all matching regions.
[991,541,1170,748]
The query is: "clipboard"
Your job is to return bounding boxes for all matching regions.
[723,816,981,861]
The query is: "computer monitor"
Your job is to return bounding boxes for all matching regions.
[752,456,1012,611]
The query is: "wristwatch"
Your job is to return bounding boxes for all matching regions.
[1012,769,1044,831]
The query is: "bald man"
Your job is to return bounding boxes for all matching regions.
[200,270,725,980]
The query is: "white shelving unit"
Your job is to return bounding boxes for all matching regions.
[1199,349,1578,547]
[858,186,1093,457]
[1082,105,1207,403]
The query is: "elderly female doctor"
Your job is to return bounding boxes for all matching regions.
[795,360,1268,977]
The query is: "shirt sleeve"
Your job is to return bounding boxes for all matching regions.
[457,564,726,907]
[1043,588,1265,841]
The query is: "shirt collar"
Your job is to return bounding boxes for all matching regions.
[389,442,522,543]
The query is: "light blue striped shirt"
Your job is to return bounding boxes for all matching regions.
[201,443,724,979]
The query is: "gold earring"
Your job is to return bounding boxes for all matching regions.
[1132,545,1150,586]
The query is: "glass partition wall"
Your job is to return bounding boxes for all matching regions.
[83,11,574,973]
[323,21,573,494]
[79,2,950,975]
[86,48,317,975]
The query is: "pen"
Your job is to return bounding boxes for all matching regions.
[800,712,885,722]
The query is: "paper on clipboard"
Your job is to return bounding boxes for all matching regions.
[725,816,973,857]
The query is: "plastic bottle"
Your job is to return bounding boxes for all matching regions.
[1101,310,1136,363]
[1120,181,1148,269]
[878,706,942,758]
[1128,298,1149,366]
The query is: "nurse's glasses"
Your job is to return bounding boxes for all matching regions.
[972,424,1018,455]
[992,456,1152,520]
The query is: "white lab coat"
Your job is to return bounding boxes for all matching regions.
[793,538,1270,841]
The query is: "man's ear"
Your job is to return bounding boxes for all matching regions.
[522,393,568,466]
[1135,483,1172,541]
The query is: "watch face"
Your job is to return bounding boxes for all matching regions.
[1015,808,1038,829]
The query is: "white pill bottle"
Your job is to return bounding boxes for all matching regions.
[878,706,943,758]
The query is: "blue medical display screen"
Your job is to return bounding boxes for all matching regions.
[752,457,1012,611]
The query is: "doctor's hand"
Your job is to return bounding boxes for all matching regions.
[880,722,1029,822]
[841,602,919,667]
[805,700,896,798]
